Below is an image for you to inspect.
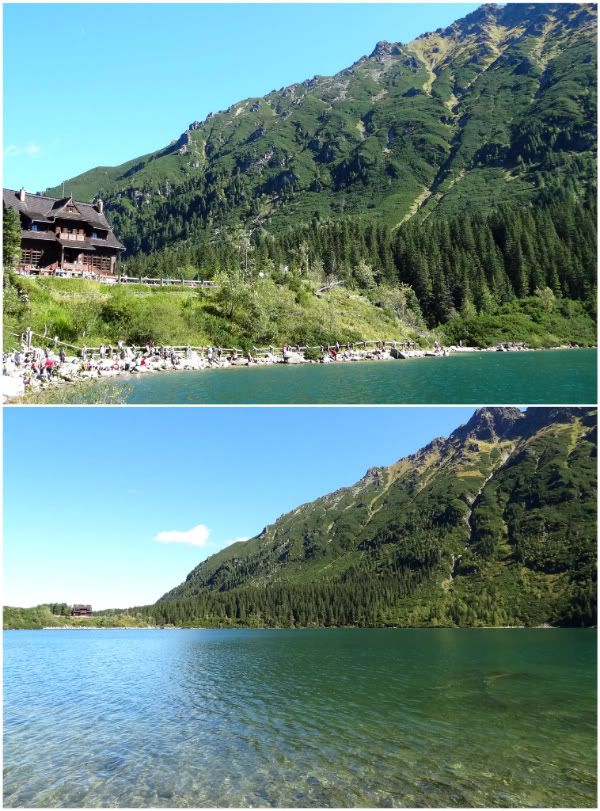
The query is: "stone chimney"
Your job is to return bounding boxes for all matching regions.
[19,188,26,202]
[95,198,104,214]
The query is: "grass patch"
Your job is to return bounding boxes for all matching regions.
[4,275,423,351]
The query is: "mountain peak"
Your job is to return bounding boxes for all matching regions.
[370,40,402,58]
[362,466,384,484]
[451,406,591,445]
[452,407,523,443]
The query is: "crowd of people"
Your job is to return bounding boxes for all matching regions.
[3,341,281,386]
[2,333,496,400]
[3,346,60,380]
[2,338,404,387]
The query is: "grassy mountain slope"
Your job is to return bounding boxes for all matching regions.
[45,3,597,254]
[158,408,596,627]
[3,274,427,351]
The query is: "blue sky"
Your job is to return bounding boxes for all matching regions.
[4,406,475,609]
[3,3,478,192]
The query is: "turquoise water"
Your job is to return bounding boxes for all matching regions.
[3,628,596,807]
[102,349,596,404]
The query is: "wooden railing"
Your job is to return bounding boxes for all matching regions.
[8,330,418,356]
[14,268,217,288]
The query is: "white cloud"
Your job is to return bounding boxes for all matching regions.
[154,524,211,547]
[4,143,40,159]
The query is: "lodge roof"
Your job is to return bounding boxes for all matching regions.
[58,239,96,251]
[90,233,125,250]
[21,230,57,242]
[3,188,125,250]
[53,206,86,220]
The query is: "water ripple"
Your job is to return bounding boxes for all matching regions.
[4,628,597,807]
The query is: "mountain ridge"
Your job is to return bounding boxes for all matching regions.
[156,407,596,628]
[44,3,597,255]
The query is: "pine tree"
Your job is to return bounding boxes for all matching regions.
[3,206,21,271]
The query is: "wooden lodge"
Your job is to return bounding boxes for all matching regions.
[3,188,125,276]
[72,604,93,616]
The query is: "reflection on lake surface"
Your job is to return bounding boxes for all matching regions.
[3,628,597,807]
[84,348,597,404]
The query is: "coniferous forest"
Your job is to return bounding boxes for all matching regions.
[7,408,592,631]
[17,2,593,351]
[120,194,597,330]
[139,408,596,630]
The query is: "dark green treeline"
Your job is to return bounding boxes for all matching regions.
[122,194,597,328]
[105,572,595,630]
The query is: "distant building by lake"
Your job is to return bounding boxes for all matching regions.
[72,604,92,616]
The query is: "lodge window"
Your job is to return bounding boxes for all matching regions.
[22,248,43,267]
[31,223,38,232]
[91,255,111,271]
[91,231,98,239]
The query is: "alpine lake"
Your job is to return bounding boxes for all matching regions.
[4,628,596,807]
[85,348,596,404]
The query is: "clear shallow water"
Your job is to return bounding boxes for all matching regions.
[106,349,596,404]
[3,628,596,808]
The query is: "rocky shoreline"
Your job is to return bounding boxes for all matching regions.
[38,625,157,630]
[1,340,583,402]
[15,622,565,631]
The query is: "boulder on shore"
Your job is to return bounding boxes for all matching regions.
[1,375,25,400]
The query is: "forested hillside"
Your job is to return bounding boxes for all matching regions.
[120,194,597,332]
[47,3,596,252]
[33,4,598,348]
[7,410,596,629]
[5,190,596,349]
[128,408,596,628]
